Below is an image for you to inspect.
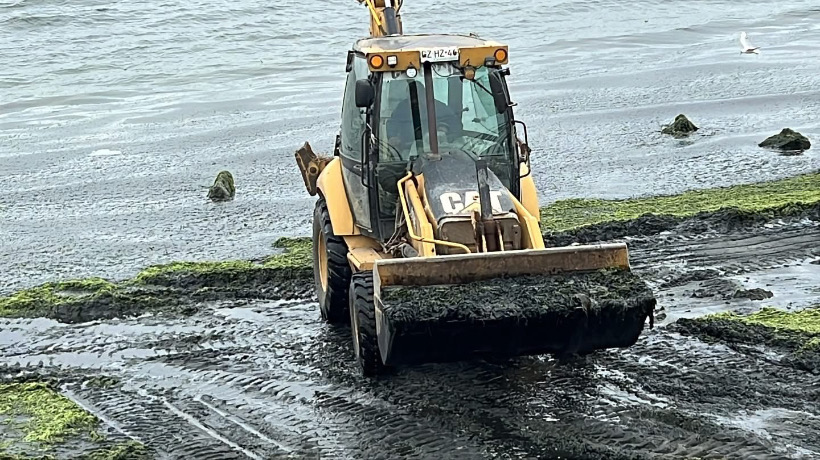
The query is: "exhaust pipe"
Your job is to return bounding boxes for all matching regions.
[383,0,400,35]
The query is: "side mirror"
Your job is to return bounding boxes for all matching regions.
[517,139,531,163]
[488,70,510,114]
[514,120,532,179]
[355,79,375,108]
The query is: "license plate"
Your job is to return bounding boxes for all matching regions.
[420,47,460,63]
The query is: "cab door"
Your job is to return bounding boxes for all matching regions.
[338,52,374,234]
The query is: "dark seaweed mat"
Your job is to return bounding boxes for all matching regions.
[5,272,313,325]
[380,268,655,325]
[544,201,820,246]
[377,269,656,363]
[672,317,820,374]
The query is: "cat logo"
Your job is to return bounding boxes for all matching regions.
[440,191,505,214]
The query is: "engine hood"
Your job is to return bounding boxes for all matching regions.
[412,151,516,224]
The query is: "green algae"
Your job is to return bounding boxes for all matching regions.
[266,236,311,268]
[134,236,311,285]
[0,384,150,460]
[540,171,820,232]
[706,307,820,335]
[134,259,262,284]
[676,306,820,372]
[802,337,820,351]
[0,383,98,445]
[0,279,115,320]
[0,238,313,321]
[738,307,820,334]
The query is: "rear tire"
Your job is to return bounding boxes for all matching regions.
[313,196,352,324]
[349,272,389,376]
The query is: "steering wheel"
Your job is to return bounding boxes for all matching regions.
[437,121,471,153]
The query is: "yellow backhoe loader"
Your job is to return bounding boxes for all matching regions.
[295,0,656,375]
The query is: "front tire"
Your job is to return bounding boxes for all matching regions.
[312,196,352,324]
[349,272,389,376]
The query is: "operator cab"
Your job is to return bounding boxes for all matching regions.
[334,33,531,241]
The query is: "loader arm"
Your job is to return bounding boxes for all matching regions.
[357,0,404,37]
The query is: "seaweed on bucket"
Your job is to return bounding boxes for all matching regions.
[380,269,654,325]
[378,269,657,364]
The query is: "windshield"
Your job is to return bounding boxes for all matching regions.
[377,63,512,163]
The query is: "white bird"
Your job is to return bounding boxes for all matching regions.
[739,31,760,54]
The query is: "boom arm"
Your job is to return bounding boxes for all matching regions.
[357,0,404,37]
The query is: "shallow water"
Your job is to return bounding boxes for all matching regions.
[2,0,820,291]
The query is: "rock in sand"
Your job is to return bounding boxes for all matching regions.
[732,288,774,301]
[661,114,699,137]
[758,128,811,151]
[208,170,236,202]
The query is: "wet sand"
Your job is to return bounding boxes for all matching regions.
[2,206,819,459]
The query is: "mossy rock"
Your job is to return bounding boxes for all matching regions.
[758,128,811,151]
[207,170,235,202]
[661,114,698,137]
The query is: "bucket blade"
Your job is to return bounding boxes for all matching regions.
[374,243,631,289]
[371,244,656,366]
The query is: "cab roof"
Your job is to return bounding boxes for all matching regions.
[353,33,506,54]
[352,33,509,71]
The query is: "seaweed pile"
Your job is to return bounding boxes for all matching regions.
[541,171,820,245]
[0,238,313,324]
[0,380,149,460]
[674,307,820,373]
[377,268,657,365]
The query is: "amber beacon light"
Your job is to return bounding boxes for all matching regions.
[369,54,385,68]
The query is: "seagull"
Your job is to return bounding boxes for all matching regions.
[739,31,760,54]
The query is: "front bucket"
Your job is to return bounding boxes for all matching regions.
[372,244,656,366]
